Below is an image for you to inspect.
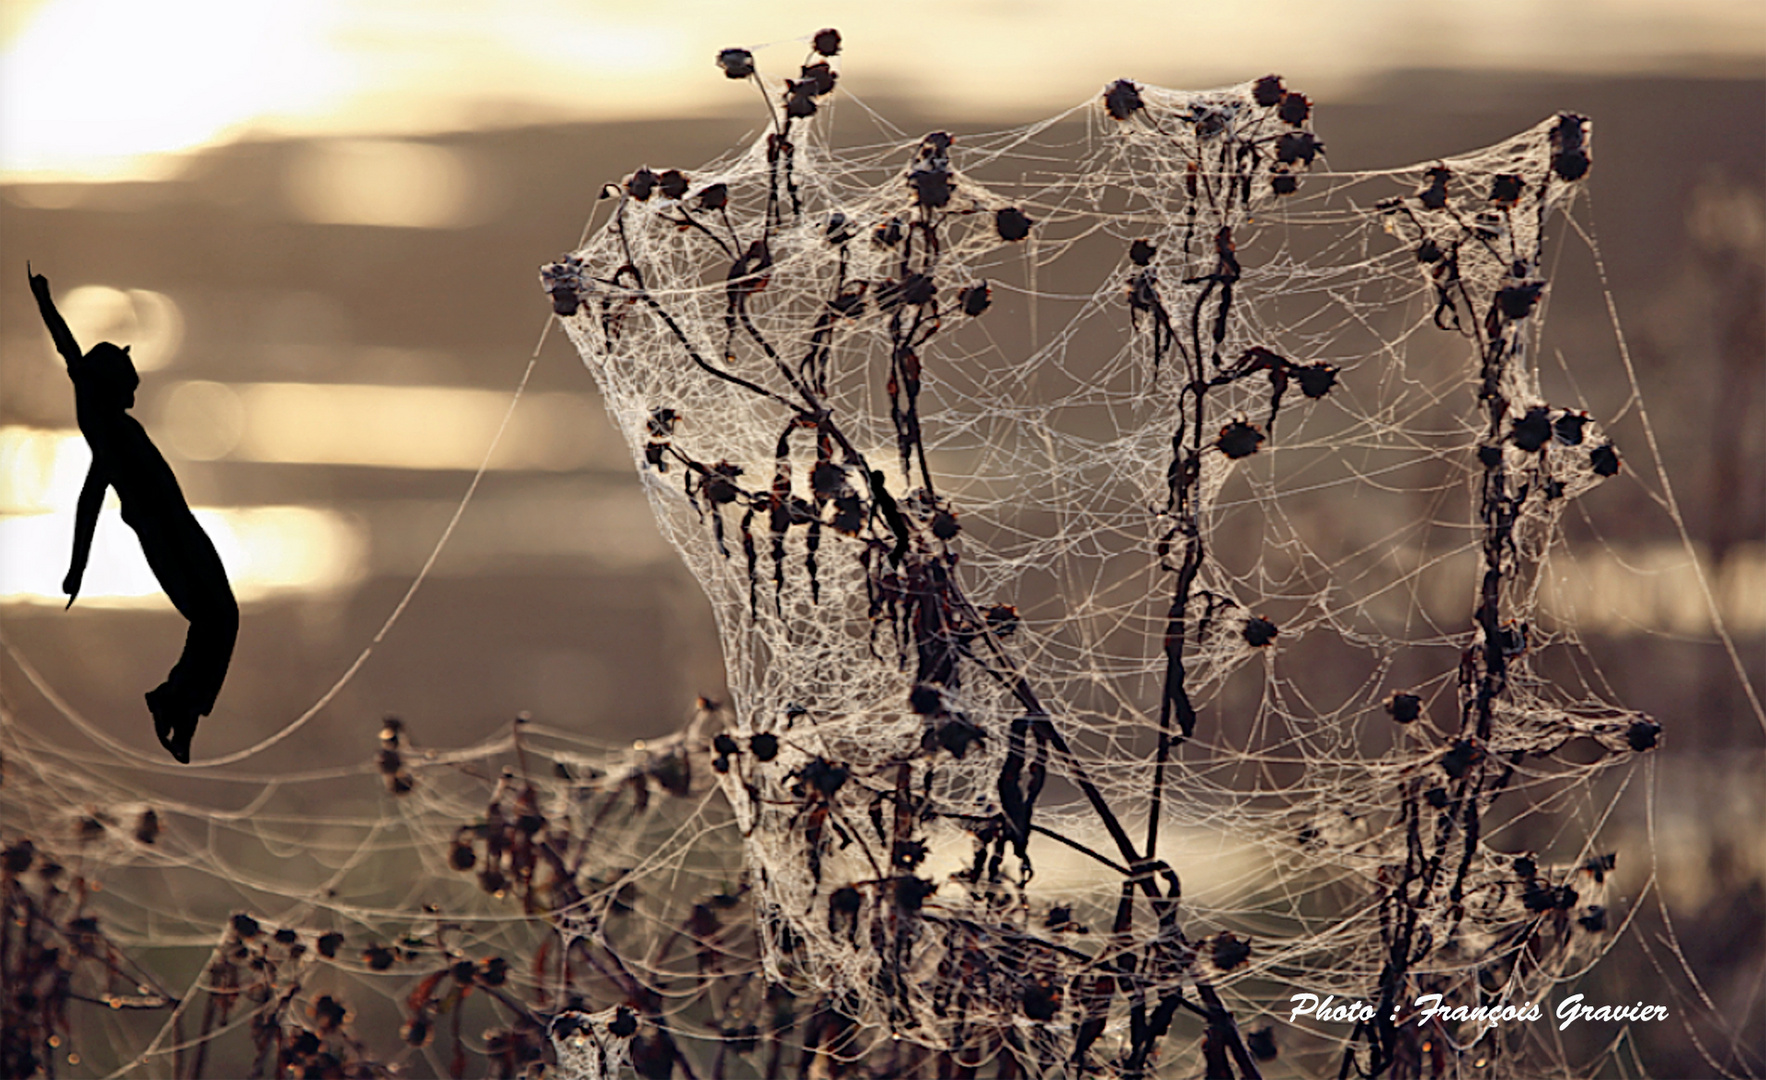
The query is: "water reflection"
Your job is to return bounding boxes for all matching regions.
[220,383,617,470]
[41,284,183,370]
[1415,541,1766,638]
[0,428,365,603]
[161,380,245,460]
[17,412,1751,631]
[284,140,481,228]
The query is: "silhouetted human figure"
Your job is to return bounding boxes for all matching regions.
[30,267,237,763]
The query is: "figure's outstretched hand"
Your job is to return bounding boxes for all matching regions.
[28,264,56,316]
[62,568,82,608]
[28,263,84,367]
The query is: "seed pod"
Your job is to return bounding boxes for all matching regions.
[717,48,755,79]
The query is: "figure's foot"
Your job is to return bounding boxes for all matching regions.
[146,684,198,764]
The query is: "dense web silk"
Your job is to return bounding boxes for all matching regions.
[545,53,1649,1076]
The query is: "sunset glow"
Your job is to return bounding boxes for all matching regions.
[1,0,354,181]
[4,0,1761,183]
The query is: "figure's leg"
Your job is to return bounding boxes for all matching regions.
[144,682,192,762]
[141,526,237,762]
[148,593,237,762]
[176,582,239,716]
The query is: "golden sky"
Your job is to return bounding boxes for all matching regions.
[3,0,1763,182]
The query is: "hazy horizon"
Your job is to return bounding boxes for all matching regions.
[4,0,1763,183]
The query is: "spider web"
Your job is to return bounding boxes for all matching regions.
[537,58,1662,1078]
[2,39,1754,1080]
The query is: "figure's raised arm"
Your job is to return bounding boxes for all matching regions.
[28,265,84,367]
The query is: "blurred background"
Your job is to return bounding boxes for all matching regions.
[1,1,1761,1074]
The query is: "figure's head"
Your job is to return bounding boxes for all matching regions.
[71,342,139,409]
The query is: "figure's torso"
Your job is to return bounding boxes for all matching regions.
[75,402,192,533]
